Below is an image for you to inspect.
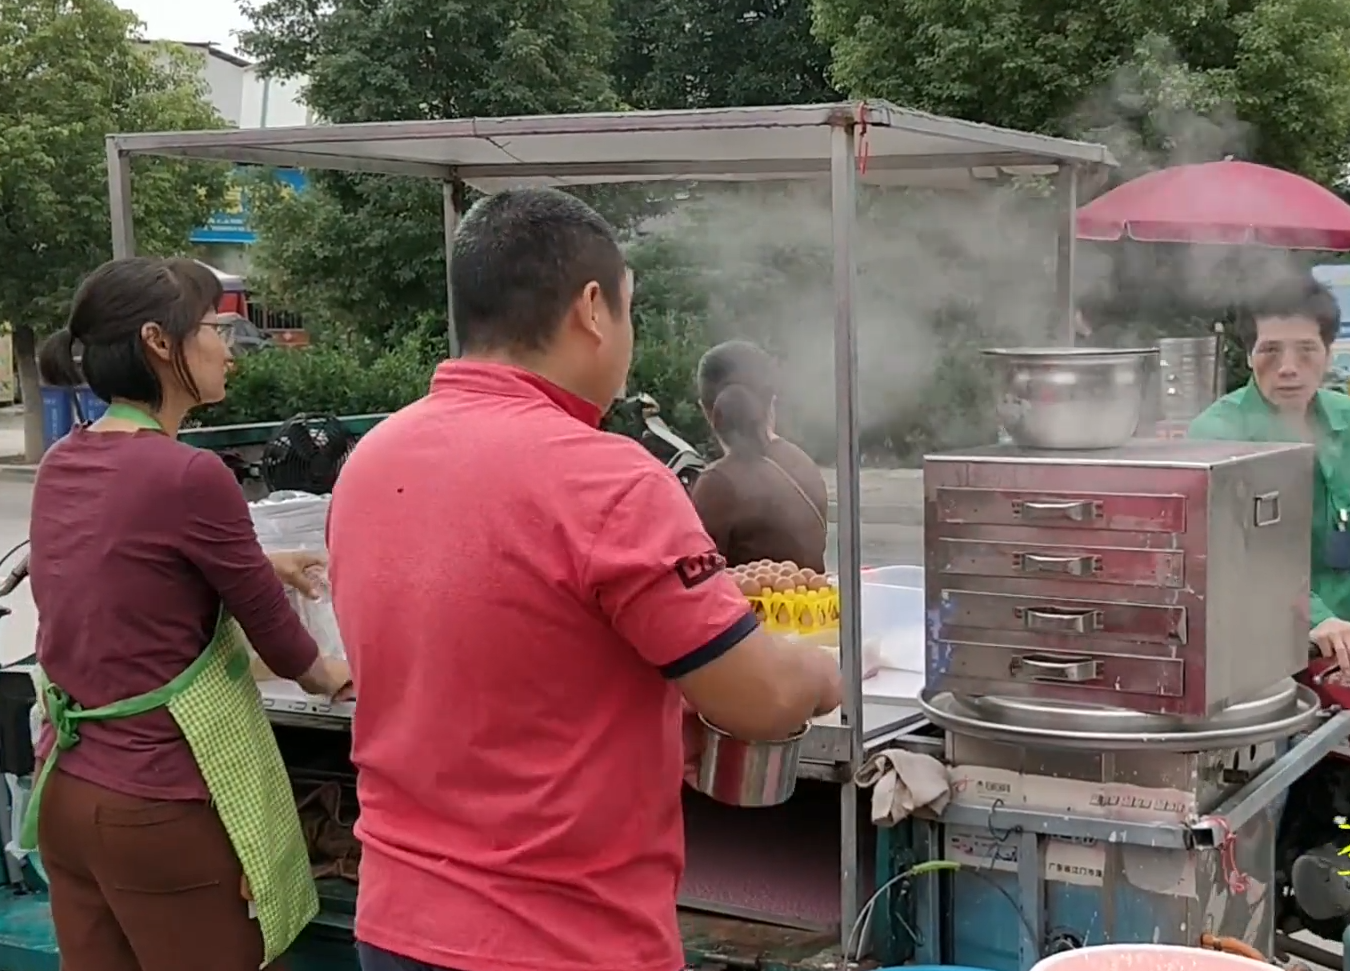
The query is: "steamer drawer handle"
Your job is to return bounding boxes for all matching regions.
[1010,654,1102,683]
[1016,607,1104,634]
[1013,553,1100,577]
[1012,499,1102,523]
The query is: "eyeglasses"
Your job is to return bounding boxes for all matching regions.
[206,320,236,344]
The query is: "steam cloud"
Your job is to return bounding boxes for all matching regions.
[633,47,1308,456]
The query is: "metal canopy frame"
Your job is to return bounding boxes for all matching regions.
[106,99,1117,953]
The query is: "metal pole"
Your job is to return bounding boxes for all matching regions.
[105,137,135,258]
[829,119,864,953]
[443,179,464,358]
[1055,165,1078,345]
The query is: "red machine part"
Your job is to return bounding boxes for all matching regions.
[1300,657,1350,710]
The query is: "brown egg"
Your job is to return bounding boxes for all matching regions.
[754,572,775,589]
[737,577,760,596]
[800,568,818,581]
[772,577,795,594]
[756,559,773,568]
[807,575,830,591]
[781,560,799,573]
[787,570,806,587]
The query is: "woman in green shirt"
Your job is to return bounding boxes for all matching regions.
[1189,273,1350,670]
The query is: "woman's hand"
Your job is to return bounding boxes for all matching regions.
[269,550,326,599]
[296,655,354,701]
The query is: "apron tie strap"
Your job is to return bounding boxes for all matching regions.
[43,682,82,751]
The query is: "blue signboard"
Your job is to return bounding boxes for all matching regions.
[191,168,308,246]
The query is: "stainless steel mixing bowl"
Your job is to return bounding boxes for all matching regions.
[984,346,1160,450]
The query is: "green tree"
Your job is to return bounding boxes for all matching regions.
[813,0,1350,187]
[239,0,621,344]
[613,0,837,110]
[0,0,227,458]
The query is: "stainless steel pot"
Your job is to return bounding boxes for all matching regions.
[984,346,1160,450]
[691,717,807,807]
[1158,335,1225,422]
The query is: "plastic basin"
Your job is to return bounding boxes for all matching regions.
[1031,945,1269,971]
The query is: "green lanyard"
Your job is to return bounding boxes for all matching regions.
[103,402,164,434]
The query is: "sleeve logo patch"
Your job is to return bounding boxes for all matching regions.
[674,550,727,589]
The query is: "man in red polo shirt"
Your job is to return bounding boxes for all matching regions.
[327,187,842,971]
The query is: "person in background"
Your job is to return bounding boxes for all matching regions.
[326,188,842,971]
[1187,273,1350,669]
[689,340,830,574]
[27,257,351,971]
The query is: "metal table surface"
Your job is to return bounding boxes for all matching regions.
[258,679,938,781]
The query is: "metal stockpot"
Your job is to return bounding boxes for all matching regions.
[1158,335,1225,422]
[691,717,807,807]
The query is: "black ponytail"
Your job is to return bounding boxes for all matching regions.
[37,328,81,388]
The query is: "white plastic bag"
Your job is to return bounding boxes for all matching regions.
[288,570,345,660]
[250,490,330,554]
[249,492,345,661]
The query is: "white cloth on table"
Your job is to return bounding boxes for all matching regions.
[854,749,951,827]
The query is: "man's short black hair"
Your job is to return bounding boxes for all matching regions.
[1238,273,1341,349]
[450,188,626,354]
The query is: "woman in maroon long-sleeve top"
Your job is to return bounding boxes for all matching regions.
[28,257,352,971]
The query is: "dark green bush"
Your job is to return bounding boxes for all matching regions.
[195,333,435,426]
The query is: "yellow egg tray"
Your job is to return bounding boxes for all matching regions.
[746,588,841,634]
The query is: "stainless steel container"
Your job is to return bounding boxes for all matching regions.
[921,678,1318,750]
[1158,335,1225,422]
[983,347,1159,450]
[691,718,807,807]
[923,438,1315,717]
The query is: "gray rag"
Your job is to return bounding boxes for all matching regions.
[854,749,951,827]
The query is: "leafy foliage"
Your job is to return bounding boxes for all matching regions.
[232,0,1350,460]
[0,0,229,329]
[613,0,836,110]
[197,334,435,426]
[238,0,622,339]
[245,173,450,345]
[813,0,1350,187]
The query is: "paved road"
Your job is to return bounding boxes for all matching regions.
[0,480,35,665]
[826,523,922,573]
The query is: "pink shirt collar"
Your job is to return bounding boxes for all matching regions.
[430,360,603,428]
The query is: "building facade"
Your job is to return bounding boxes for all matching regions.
[141,41,312,275]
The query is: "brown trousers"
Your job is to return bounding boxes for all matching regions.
[38,768,267,971]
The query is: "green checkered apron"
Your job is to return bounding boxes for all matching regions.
[19,403,318,966]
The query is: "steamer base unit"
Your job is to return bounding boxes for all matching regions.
[923,439,1315,717]
[912,683,1345,971]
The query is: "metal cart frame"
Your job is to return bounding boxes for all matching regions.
[106,101,1118,947]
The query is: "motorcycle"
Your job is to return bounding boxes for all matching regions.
[604,393,707,491]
